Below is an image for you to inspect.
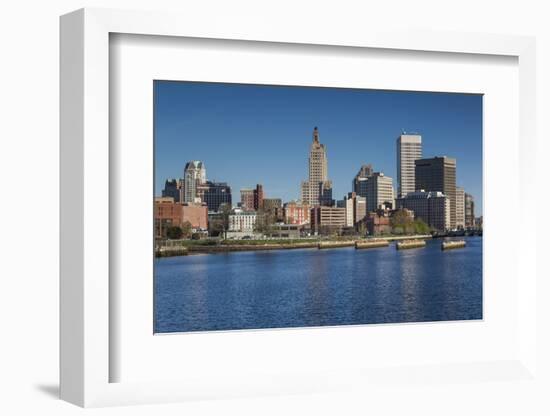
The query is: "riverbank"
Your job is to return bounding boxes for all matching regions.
[155,234,435,257]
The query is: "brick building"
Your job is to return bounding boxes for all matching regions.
[154,197,182,238]
[283,201,310,225]
[154,197,208,238]
[365,211,392,236]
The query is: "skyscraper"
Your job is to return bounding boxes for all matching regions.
[455,186,465,229]
[415,156,457,228]
[396,134,422,197]
[162,179,181,203]
[301,127,333,206]
[202,181,232,212]
[352,164,373,198]
[183,161,206,203]
[465,193,475,228]
[366,172,394,212]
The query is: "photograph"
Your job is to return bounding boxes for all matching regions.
[153,81,483,334]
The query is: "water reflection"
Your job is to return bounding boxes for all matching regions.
[155,237,483,333]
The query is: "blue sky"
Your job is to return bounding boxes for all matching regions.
[154,81,483,216]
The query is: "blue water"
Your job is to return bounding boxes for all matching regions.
[154,237,482,333]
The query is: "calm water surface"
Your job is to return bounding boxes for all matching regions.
[154,236,482,333]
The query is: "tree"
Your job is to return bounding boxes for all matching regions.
[166,226,183,240]
[208,218,225,237]
[357,221,367,237]
[254,209,276,235]
[218,203,232,239]
[181,221,193,238]
[391,209,414,234]
[413,218,431,235]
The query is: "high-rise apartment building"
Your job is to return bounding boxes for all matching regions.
[365,172,394,213]
[301,127,333,206]
[465,193,475,228]
[415,156,457,228]
[183,161,206,203]
[396,134,422,197]
[455,186,465,229]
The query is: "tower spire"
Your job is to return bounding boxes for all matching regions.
[313,126,319,143]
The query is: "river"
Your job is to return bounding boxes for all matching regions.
[154,236,482,333]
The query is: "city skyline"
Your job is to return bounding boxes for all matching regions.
[154,81,483,216]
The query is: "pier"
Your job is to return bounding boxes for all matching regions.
[396,240,427,250]
[318,241,355,249]
[355,240,390,249]
[441,240,466,250]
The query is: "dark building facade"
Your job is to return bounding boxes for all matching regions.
[162,179,181,203]
[352,164,373,198]
[465,192,475,228]
[415,156,457,228]
[253,184,264,211]
[263,198,283,221]
[202,181,232,212]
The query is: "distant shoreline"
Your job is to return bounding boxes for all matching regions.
[154,234,475,257]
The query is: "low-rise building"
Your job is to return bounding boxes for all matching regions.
[154,197,182,238]
[267,224,305,239]
[284,201,310,225]
[365,211,392,236]
[181,203,208,230]
[310,206,347,235]
[228,210,257,232]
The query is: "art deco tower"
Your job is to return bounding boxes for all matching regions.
[183,160,206,203]
[301,127,332,206]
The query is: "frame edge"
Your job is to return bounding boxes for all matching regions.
[60,8,85,407]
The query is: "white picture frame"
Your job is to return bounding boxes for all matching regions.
[60,7,537,407]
